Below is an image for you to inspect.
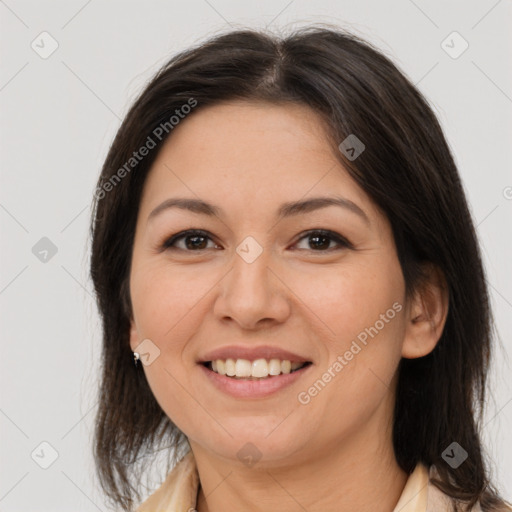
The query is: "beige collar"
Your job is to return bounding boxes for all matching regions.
[136,450,478,511]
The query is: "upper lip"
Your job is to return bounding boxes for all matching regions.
[198,345,311,364]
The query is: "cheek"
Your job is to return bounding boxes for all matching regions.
[130,262,216,343]
[289,257,405,347]
[130,264,215,435]
[290,257,406,410]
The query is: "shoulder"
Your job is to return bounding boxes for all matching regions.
[427,464,512,512]
[479,499,512,512]
[427,480,481,511]
[136,450,199,512]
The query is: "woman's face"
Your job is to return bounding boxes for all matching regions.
[129,100,410,466]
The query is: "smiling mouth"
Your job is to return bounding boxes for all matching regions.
[202,358,313,380]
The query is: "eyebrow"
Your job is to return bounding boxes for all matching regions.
[147,196,370,226]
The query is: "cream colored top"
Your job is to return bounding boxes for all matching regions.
[136,450,486,512]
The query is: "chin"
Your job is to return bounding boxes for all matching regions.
[202,422,308,465]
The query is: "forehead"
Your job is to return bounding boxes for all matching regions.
[138,101,380,222]
[157,100,334,166]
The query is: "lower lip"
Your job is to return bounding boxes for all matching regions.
[199,363,313,399]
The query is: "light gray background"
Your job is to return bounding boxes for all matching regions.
[1,1,511,510]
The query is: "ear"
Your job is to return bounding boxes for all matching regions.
[129,318,139,353]
[402,263,449,359]
[121,277,139,352]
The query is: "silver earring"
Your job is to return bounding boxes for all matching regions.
[133,352,140,367]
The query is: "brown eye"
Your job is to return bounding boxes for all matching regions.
[162,230,219,251]
[293,230,352,251]
[161,228,352,253]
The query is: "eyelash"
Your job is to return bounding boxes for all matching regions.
[160,229,353,253]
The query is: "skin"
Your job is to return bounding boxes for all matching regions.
[129,101,449,512]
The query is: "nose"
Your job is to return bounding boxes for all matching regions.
[213,244,291,330]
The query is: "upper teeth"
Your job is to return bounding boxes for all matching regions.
[210,358,305,378]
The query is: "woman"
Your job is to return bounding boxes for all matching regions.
[89,26,512,512]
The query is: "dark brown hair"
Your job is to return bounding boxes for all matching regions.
[89,25,510,511]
